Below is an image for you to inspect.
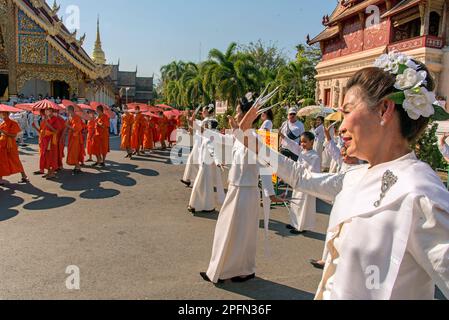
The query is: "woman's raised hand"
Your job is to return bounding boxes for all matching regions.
[238,104,259,132]
[228,116,238,130]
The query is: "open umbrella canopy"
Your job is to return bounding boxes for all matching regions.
[14,103,34,112]
[297,105,335,117]
[142,111,161,119]
[90,102,115,118]
[156,104,174,110]
[164,109,181,118]
[32,99,64,111]
[0,104,22,113]
[78,104,94,111]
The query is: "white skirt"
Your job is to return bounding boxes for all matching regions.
[183,145,199,183]
[206,185,260,283]
[189,163,217,212]
[290,189,317,232]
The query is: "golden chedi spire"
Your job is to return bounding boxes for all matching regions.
[92,15,106,65]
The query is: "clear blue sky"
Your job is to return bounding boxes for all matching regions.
[53,0,337,79]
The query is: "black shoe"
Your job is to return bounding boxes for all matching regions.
[86,159,94,163]
[290,229,306,235]
[286,224,294,230]
[180,180,191,187]
[200,272,224,284]
[188,206,196,213]
[92,162,99,167]
[99,163,106,168]
[231,274,256,283]
[201,209,216,213]
[33,171,44,175]
[309,259,325,270]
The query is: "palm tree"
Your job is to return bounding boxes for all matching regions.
[180,62,209,107]
[203,42,260,109]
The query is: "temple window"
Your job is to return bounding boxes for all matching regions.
[429,11,441,37]
[393,17,421,42]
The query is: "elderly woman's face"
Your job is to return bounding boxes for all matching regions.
[202,108,209,118]
[339,86,380,162]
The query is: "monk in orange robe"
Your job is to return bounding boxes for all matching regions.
[167,115,178,147]
[40,108,60,179]
[55,111,66,171]
[91,105,110,167]
[86,111,96,162]
[158,112,169,150]
[0,112,29,184]
[143,115,154,151]
[65,106,85,174]
[32,110,46,175]
[120,106,134,158]
[131,106,145,155]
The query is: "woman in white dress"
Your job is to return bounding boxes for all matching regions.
[200,94,273,284]
[181,105,213,187]
[237,53,449,299]
[188,119,225,213]
[281,132,321,234]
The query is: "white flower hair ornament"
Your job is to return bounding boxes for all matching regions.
[374,52,449,121]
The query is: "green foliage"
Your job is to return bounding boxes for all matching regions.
[302,98,316,107]
[159,41,321,127]
[414,122,446,170]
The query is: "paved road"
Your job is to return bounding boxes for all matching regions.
[0,136,333,300]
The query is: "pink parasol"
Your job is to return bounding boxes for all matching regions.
[156,104,174,110]
[32,99,64,111]
[142,111,161,119]
[0,104,23,113]
[14,103,34,112]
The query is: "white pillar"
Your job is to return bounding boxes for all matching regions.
[439,47,449,103]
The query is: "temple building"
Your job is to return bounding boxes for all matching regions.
[308,0,449,114]
[0,0,115,104]
[109,63,154,105]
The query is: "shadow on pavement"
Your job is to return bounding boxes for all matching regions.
[1,183,76,214]
[216,277,315,300]
[0,188,23,221]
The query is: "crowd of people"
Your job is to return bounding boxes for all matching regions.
[179,53,449,300]
[0,101,181,184]
[1,52,449,300]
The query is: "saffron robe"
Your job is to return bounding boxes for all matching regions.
[131,113,145,150]
[66,115,85,166]
[120,113,134,150]
[86,119,95,156]
[0,118,24,177]
[41,116,60,170]
[91,114,110,157]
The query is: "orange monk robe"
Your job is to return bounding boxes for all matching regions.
[167,117,177,143]
[120,113,134,150]
[34,119,46,172]
[0,118,25,177]
[86,119,95,156]
[66,115,85,166]
[143,118,154,150]
[152,118,160,143]
[159,116,169,142]
[91,114,110,157]
[131,113,145,150]
[42,116,60,170]
[55,115,66,169]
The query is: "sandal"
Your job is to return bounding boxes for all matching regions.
[18,177,30,184]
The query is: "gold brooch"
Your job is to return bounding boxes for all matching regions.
[374,170,398,208]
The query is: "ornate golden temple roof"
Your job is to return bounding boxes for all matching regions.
[12,0,110,79]
[92,16,106,65]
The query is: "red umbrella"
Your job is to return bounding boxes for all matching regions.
[0,104,22,113]
[14,103,34,112]
[164,109,182,118]
[32,99,64,111]
[142,111,161,119]
[156,104,174,110]
[78,104,94,111]
[90,102,115,118]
